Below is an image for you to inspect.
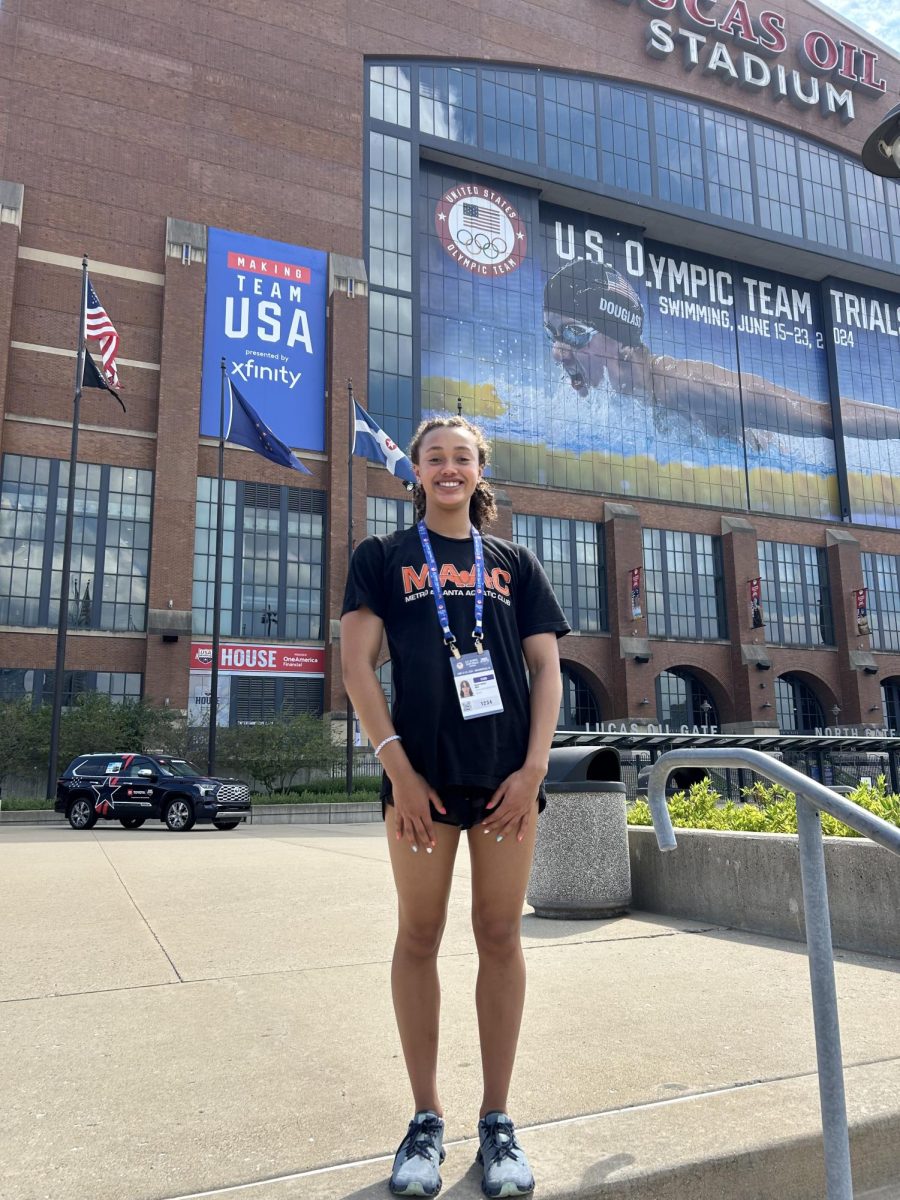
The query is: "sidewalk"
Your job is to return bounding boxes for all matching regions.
[1,822,899,1200]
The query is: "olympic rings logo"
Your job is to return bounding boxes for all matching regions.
[454,229,509,260]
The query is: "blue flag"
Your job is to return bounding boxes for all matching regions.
[227,380,311,474]
[352,402,416,485]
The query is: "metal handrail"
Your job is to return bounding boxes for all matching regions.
[647,747,900,1200]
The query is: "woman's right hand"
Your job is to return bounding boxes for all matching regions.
[390,769,447,853]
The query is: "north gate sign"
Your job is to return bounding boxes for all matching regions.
[610,0,890,123]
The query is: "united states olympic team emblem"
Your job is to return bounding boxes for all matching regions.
[435,185,527,277]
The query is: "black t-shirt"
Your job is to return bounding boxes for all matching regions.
[342,525,570,792]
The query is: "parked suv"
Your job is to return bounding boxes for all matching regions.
[56,753,251,832]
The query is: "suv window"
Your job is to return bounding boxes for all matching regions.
[69,756,115,777]
[122,757,155,778]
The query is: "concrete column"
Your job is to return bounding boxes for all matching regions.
[603,502,651,720]
[0,182,24,458]
[719,515,775,732]
[825,527,881,726]
[143,220,207,708]
[324,257,369,717]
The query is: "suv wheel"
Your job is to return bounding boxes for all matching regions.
[213,818,241,830]
[164,798,195,832]
[119,816,145,829]
[68,797,98,830]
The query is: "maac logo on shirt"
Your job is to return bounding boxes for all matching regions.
[402,561,511,598]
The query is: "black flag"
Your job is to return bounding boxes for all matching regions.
[82,350,125,411]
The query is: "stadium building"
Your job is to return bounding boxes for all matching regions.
[1,0,900,744]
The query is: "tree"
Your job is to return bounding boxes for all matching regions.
[217,712,341,793]
[0,700,45,794]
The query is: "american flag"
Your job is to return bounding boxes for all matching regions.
[85,278,121,389]
[462,202,501,233]
[603,265,641,309]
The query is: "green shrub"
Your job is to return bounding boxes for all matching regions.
[627,773,900,837]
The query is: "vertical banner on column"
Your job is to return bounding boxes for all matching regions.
[828,281,900,527]
[855,587,870,636]
[200,227,328,451]
[630,567,642,619]
[749,577,764,629]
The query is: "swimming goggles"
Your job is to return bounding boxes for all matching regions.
[543,320,597,349]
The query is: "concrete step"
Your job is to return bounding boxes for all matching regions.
[162,1058,900,1200]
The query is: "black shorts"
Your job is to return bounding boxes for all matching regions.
[381,782,547,831]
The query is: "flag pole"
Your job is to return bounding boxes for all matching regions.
[46,256,89,798]
[345,379,356,796]
[208,359,226,773]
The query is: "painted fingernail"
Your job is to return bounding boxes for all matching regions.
[496,835,503,843]
[411,845,418,853]
[426,847,433,854]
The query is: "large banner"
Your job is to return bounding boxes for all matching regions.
[420,162,848,520]
[829,281,900,527]
[201,228,327,451]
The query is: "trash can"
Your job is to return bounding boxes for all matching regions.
[527,747,631,919]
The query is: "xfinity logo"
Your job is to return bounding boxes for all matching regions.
[611,0,888,122]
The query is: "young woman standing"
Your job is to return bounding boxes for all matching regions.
[341,416,569,1197]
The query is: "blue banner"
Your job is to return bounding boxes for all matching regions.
[201,228,327,451]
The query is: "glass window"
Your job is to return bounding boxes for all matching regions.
[192,476,237,637]
[192,479,325,641]
[881,681,900,733]
[799,140,846,249]
[369,63,411,128]
[704,109,753,223]
[369,289,414,452]
[758,541,834,646]
[368,131,412,292]
[559,664,602,728]
[656,670,718,728]
[863,552,900,652]
[418,65,477,145]
[654,96,704,210]
[844,160,892,260]
[775,674,825,732]
[0,668,142,708]
[513,513,607,633]
[483,69,538,164]
[754,125,802,238]
[598,83,651,195]
[642,529,726,640]
[887,180,900,265]
[544,75,596,181]
[0,454,152,632]
[367,496,413,536]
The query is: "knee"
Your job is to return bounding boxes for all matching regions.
[396,917,446,960]
[472,913,522,959]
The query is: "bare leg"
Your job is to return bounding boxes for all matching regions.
[468,813,538,1117]
[386,806,461,1115]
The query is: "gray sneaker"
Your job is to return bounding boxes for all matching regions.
[389,1110,445,1197]
[476,1112,534,1197]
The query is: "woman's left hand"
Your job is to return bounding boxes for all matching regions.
[483,765,545,843]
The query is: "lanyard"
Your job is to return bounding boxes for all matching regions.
[416,520,484,657]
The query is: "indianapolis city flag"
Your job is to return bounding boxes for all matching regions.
[353,401,416,485]
[227,380,310,474]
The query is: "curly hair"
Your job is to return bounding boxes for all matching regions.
[408,415,497,531]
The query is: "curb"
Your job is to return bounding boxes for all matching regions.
[0,801,383,826]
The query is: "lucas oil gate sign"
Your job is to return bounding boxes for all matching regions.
[200,228,327,451]
[609,0,888,122]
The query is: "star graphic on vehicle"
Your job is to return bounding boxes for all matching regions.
[91,782,121,815]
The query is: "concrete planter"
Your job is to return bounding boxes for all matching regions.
[528,782,631,919]
[629,825,900,958]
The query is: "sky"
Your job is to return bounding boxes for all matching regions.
[822,0,900,57]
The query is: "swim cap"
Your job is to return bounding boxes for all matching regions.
[543,258,644,347]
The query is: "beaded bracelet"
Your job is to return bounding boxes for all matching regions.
[373,733,402,757]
